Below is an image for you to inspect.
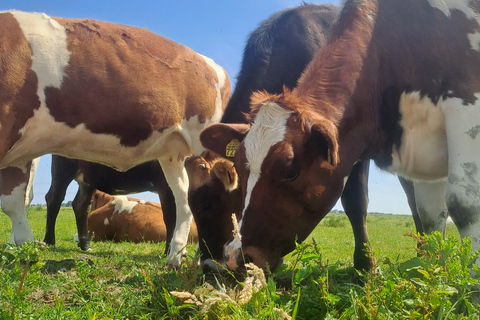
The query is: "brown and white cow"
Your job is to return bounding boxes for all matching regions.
[202,0,480,271]
[189,3,422,273]
[84,191,197,244]
[0,11,230,267]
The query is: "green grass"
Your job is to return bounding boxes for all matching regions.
[0,208,476,319]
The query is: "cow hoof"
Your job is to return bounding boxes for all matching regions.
[166,249,188,268]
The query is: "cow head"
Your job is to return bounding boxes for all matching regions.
[200,90,344,272]
[185,152,242,273]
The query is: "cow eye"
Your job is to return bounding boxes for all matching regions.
[284,162,299,181]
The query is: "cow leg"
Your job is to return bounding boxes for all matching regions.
[413,180,448,236]
[398,177,424,234]
[442,103,480,266]
[72,184,95,251]
[159,158,193,268]
[340,160,374,271]
[44,156,77,247]
[0,159,38,245]
[151,162,176,255]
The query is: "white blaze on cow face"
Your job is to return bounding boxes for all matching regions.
[104,218,109,226]
[111,196,138,214]
[388,91,448,180]
[10,11,70,107]
[225,102,292,261]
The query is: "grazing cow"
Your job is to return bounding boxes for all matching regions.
[86,191,197,243]
[201,0,480,271]
[0,11,230,267]
[185,152,242,272]
[189,4,422,272]
[44,156,176,255]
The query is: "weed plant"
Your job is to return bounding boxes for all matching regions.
[1,209,479,319]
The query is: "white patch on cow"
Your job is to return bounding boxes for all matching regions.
[198,54,227,124]
[426,0,477,19]
[388,91,448,180]
[468,31,480,52]
[139,200,146,205]
[10,11,70,109]
[111,196,138,214]
[2,182,34,245]
[104,218,109,225]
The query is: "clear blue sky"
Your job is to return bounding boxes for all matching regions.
[2,0,412,214]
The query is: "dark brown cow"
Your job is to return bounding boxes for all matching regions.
[188,4,422,272]
[85,191,197,244]
[202,0,480,271]
[44,156,176,255]
[185,152,242,272]
[0,11,230,267]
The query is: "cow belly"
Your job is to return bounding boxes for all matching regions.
[387,91,448,181]
[0,105,208,171]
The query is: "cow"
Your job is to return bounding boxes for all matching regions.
[85,190,197,244]
[200,0,480,272]
[188,3,422,272]
[0,10,230,267]
[185,152,242,272]
[44,156,176,255]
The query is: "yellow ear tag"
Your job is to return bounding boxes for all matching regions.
[226,139,240,158]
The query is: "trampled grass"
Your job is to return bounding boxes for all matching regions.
[0,208,476,319]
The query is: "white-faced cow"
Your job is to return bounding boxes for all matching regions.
[190,4,422,272]
[44,156,176,255]
[201,0,480,271]
[85,190,197,244]
[0,11,230,267]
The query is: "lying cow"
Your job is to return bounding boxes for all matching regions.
[0,11,230,268]
[85,191,197,243]
[201,0,480,271]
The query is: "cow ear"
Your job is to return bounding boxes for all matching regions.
[310,120,339,166]
[200,123,250,159]
[211,159,238,191]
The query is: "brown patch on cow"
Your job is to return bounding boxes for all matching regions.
[0,165,29,195]
[43,17,222,146]
[0,12,39,160]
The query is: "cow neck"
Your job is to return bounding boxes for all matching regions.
[293,0,379,176]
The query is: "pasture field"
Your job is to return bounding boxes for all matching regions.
[1,207,479,319]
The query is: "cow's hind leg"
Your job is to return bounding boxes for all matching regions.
[413,180,447,236]
[72,184,95,251]
[442,102,480,266]
[44,156,77,247]
[159,157,193,268]
[0,159,38,245]
[398,177,424,234]
[341,160,374,271]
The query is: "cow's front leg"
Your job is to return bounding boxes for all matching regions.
[72,184,95,251]
[0,159,38,245]
[159,157,193,268]
[341,160,374,271]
